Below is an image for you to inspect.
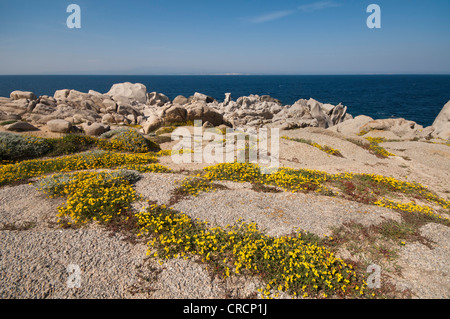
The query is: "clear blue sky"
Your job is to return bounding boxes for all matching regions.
[0,0,449,75]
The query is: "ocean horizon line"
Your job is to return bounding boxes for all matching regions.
[1,73,450,77]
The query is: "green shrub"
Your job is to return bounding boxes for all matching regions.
[99,128,129,139]
[46,134,97,156]
[96,129,161,153]
[0,132,52,163]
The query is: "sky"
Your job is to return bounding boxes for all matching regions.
[0,0,449,75]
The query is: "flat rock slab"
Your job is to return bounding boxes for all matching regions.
[134,172,188,206]
[172,187,402,237]
[0,229,147,298]
[394,223,450,299]
[0,184,64,230]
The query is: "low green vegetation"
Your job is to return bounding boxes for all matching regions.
[0,132,52,163]
[0,129,160,163]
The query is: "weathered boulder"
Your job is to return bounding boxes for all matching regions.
[83,123,109,136]
[27,100,37,113]
[191,92,215,104]
[106,82,147,104]
[359,118,423,139]
[10,91,37,101]
[38,96,57,107]
[328,115,374,135]
[4,113,21,121]
[126,114,136,125]
[173,95,189,105]
[101,113,115,124]
[186,103,223,126]
[310,103,332,128]
[88,90,102,96]
[161,105,187,124]
[142,115,163,134]
[223,93,232,106]
[147,92,170,107]
[329,103,348,126]
[5,121,39,132]
[32,103,56,115]
[431,100,450,140]
[102,99,117,112]
[47,119,72,133]
[54,89,70,100]
[67,89,88,101]
[113,114,125,124]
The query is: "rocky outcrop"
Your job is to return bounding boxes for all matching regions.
[227,96,350,130]
[431,100,450,140]
[2,83,449,142]
[0,84,352,135]
[359,118,428,140]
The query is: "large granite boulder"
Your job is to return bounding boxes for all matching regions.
[10,91,37,101]
[47,119,72,133]
[173,95,189,105]
[4,121,39,132]
[191,92,216,104]
[186,103,223,126]
[142,115,163,134]
[147,92,170,107]
[106,82,147,104]
[359,118,424,139]
[328,115,374,135]
[160,105,187,124]
[83,123,109,136]
[54,89,70,100]
[431,100,450,140]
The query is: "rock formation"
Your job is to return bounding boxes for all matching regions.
[431,100,450,140]
[0,83,448,142]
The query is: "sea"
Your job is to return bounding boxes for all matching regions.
[1,75,449,127]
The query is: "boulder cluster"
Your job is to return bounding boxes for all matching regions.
[0,82,449,140]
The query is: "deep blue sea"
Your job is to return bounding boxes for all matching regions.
[1,75,449,127]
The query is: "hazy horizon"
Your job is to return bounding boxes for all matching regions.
[1,0,449,75]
